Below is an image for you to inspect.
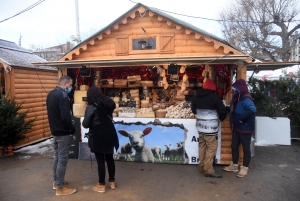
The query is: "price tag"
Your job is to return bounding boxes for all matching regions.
[119,101,127,107]
[127,101,136,107]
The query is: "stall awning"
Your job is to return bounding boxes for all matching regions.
[247,62,299,71]
[32,56,249,68]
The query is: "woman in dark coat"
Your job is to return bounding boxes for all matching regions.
[82,86,119,193]
[223,79,256,178]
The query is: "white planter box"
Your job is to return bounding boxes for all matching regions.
[255,116,290,145]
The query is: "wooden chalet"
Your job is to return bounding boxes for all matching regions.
[0,39,57,148]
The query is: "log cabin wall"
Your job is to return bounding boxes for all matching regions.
[5,67,57,148]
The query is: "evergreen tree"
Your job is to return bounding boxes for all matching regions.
[248,68,300,127]
[0,97,35,149]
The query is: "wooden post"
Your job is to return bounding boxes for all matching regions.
[236,60,247,80]
[58,68,67,78]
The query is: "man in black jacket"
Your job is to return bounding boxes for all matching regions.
[191,79,227,178]
[46,75,77,196]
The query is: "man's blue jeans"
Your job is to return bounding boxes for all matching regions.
[53,135,72,189]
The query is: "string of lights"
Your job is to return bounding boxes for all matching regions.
[0,0,45,24]
[128,0,300,24]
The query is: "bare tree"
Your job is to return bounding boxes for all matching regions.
[219,0,300,62]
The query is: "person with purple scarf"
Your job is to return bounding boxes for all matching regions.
[223,79,256,178]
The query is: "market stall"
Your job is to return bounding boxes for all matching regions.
[33,3,251,164]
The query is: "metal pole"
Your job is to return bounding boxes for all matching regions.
[75,0,81,43]
[296,38,299,61]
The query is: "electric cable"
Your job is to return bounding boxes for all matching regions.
[128,0,300,24]
[0,0,45,23]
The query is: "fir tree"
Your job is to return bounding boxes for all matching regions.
[0,97,35,149]
[248,68,300,127]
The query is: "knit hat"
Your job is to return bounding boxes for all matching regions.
[203,79,216,91]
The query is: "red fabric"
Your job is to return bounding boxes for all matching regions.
[203,79,216,91]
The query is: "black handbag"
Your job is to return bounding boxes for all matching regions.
[84,132,94,149]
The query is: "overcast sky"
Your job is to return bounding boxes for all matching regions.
[0,0,231,48]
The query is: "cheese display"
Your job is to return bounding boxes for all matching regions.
[74,90,87,104]
[114,79,127,87]
[118,107,136,118]
[165,101,194,118]
[73,85,88,117]
[136,108,155,117]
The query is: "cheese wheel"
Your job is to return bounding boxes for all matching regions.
[74,90,87,104]
[73,103,87,118]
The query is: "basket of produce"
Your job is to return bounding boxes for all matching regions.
[155,109,167,118]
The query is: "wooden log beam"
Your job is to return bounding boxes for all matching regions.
[221,120,230,127]
[16,97,47,104]
[15,88,53,94]
[15,83,55,89]
[221,141,231,148]
[14,79,57,85]
[25,115,48,122]
[14,68,57,76]
[21,102,45,109]
[174,39,211,46]
[44,131,51,137]
[26,129,45,136]
[14,73,58,80]
[221,148,232,154]
[24,111,48,118]
[117,21,170,30]
[221,128,232,134]
[221,135,232,141]
[174,46,220,53]
[237,60,247,80]
[19,106,44,114]
[32,119,49,126]
[27,134,45,142]
[31,124,45,131]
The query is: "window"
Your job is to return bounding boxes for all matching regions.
[132,38,156,50]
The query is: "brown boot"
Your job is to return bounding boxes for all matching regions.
[55,186,76,196]
[53,180,68,190]
[237,166,248,178]
[93,183,105,193]
[223,162,239,172]
[108,181,116,190]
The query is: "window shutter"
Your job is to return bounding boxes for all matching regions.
[115,35,129,55]
[160,33,175,53]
